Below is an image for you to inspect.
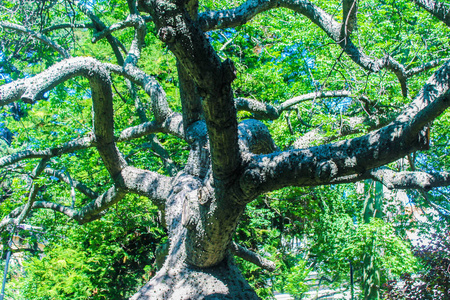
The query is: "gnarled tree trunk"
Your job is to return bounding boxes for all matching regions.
[131,173,259,299]
[2,0,450,299]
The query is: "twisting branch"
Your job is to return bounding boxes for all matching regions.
[106,64,184,137]
[199,0,446,97]
[0,134,94,168]
[230,242,276,271]
[29,186,126,225]
[235,90,351,120]
[92,15,152,43]
[0,115,183,169]
[75,0,126,65]
[342,0,358,36]
[0,158,49,231]
[43,168,99,200]
[239,60,450,200]
[0,164,172,229]
[0,57,128,177]
[0,21,70,58]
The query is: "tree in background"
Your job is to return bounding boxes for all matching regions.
[384,224,450,300]
[1,0,450,298]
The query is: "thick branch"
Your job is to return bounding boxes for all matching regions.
[141,0,241,185]
[0,21,71,58]
[368,167,450,190]
[230,242,276,271]
[238,119,277,155]
[0,57,127,177]
[199,0,444,96]
[239,60,450,199]
[412,0,450,27]
[198,0,278,30]
[116,166,172,210]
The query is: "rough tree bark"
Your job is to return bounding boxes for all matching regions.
[1,0,450,299]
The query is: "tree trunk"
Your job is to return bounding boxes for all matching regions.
[131,172,260,299]
[131,253,259,299]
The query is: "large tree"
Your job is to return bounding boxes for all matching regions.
[1,0,450,298]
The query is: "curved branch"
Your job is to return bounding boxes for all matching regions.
[75,1,126,65]
[0,114,183,169]
[199,0,445,96]
[92,15,152,43]
[116,166,172,210]
[0,158,49,231]
[236,90,351,120]
[0,57,127,177]
[342,0,358,35]
[1,166,172,228]
[238,119,278,154]
[0,21,71,58]
[106,64,175,126]
[30,186,126,224]
[235,97,280,120]
[43,168,99,200]
[198,0,278,30]
[368,167,450,191]
[230,242,276,271]
[279,90,352,111]
[406,59,446,77]
[0,134,94,168]
[239,60,450,199]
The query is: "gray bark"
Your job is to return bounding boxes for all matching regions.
[2,0,450,299]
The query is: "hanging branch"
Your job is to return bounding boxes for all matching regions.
[0,21,71,58]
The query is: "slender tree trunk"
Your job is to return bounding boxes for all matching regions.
[362,180,383,300]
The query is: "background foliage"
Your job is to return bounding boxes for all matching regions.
[1,0,450,299]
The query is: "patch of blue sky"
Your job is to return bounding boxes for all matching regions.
[78,0,95,11]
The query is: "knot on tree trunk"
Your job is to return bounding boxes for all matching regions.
[158,26,175,43]
[316,160,339,182]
